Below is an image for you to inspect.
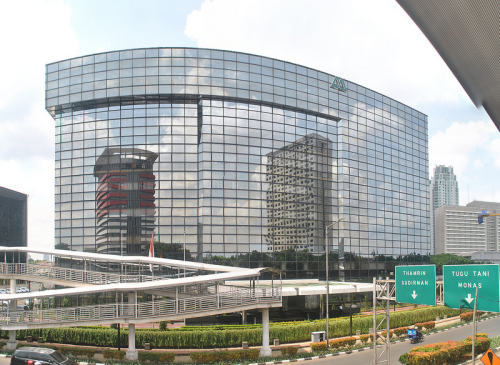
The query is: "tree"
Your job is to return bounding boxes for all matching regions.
[430,253,476,275]
[55,242,70,250]
[153,242,193,261]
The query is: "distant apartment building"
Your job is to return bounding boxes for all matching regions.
[0,187,28,263]
[430,165,459,254]
[435,200,500,254]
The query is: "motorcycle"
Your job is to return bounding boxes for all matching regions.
[408,328,424,344]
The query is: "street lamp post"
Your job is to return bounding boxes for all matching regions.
[325,217,344,348]
[183,229,186,277]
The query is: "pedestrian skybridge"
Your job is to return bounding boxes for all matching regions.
[0,246,282,331]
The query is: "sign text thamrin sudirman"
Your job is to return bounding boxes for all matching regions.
[395,265,436,306]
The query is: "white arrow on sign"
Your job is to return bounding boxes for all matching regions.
[411,291,418,299]
[465,293,474,304]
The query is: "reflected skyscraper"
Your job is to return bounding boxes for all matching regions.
[94,147,158,254]
[266,134,333,253]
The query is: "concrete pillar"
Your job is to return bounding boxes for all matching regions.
[242,310,247,325]
[126,323,138,360]
[126,292,138,360]
[7,279,17,350]
[10,279,16,293]
[6,330,17,351]
[259,308,272,357]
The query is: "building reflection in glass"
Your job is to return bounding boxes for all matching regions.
[94,147,158,255]
[266,134,333,253]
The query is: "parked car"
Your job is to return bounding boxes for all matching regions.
[11,347,77,365]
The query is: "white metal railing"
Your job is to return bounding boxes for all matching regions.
[0,262,169,286]
[0,287,281,327]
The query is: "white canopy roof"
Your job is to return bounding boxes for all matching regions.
[0,245,247,273]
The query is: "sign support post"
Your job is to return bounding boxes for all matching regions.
[472,287,478,365]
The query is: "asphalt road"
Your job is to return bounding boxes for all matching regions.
[308,315,500,365]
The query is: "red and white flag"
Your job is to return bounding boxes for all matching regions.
[149,233,154,273]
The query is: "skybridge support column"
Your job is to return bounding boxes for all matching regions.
[259,308,271,357]
[7,279,17,350]
[126,292,138,361]
[126,324,137,360]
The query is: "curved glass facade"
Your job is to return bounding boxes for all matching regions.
[46,48,429,279]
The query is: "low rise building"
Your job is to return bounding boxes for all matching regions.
[435,201,500,254]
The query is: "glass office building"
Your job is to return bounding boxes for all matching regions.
[0,187,28,263]
[45,48,429,279]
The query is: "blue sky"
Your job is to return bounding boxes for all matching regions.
[0,0,497,251]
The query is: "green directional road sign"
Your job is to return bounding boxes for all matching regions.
[395,265,436,306]
[443,264,500,312]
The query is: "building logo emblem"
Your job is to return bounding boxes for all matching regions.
[330,76,347,92]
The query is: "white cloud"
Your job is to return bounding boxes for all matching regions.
[429,121,500,204]
[0,0,79,251]
[185,0,466,109]
[429,121,495,177]
[486,138,500,169]
[0,0,79,108]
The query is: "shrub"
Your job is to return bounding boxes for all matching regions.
[110,323,118,330]
[413,323,424,330]
[465,335,491,353]
[460,312,473,322]
[190,349,259,363]
[138,351,175,362]
[159,321,168,331]
[280,346,298,356]
[394,327,409,337]
[360,334,370,344]
[401,334,490,365]
[329,336,356,349]
[103,349,125,359]
[423,321,435,330]
[310,341,327,351]
[380,330,394,339]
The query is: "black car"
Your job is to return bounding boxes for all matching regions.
[10,347,77,365]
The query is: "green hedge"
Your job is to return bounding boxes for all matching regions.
[1,306,461,349]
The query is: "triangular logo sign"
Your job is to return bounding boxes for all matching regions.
[330,76,347,92]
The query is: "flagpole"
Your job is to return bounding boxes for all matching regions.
[149,233,154,276]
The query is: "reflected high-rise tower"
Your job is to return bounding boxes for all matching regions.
[94,148,158,255]
[266,134,334,253]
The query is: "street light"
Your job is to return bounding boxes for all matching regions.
[183,229,186,278]
[325,217,344,348]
